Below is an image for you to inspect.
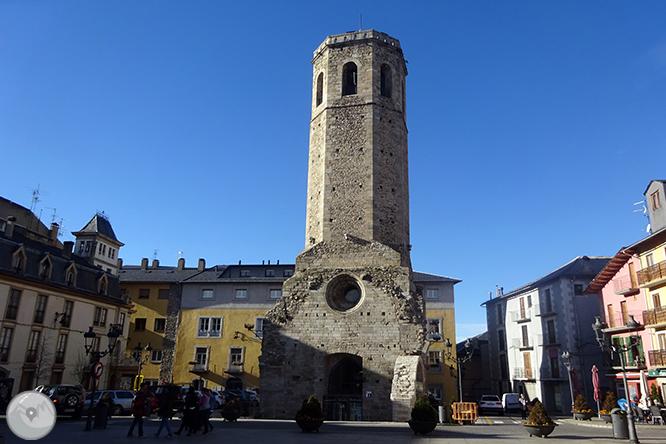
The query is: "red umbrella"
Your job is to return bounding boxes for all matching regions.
[592,365,601,415]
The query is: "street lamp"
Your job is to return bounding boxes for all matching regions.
[592,315,641,444]
[82,325,121,431]
[132,342,153,389]
[443,338,474,402]
[561,351,575,414]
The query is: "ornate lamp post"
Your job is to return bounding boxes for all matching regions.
[443,338,474,402]
[561,350,576,414]
[132,342,153,389]
[82,325,121,431]
[592,315,640,444]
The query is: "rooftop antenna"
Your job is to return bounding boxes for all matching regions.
[359,14,362,31]
[29,184,41,213]
[153,249,159,260]
[178,250,183,259]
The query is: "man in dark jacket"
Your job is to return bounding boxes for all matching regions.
[175,387,199,436]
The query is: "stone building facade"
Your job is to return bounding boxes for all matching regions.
[260,30,428,422]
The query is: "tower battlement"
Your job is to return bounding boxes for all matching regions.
[313,29,402,58]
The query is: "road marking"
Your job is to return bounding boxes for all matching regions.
[493,421,504,424]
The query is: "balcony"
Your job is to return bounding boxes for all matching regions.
[533,304,556,317]
[613,275,640,296]
[648,350,666,367]
[512,338,533,350]
[637,260,666,288]
[603,311,644,333]
[513,367,534,379]
[511,309,531,323]
[643,306,666,327]
[226,362,244,374]
[189,362,209,374]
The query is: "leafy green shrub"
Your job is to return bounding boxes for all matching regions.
[651,383,663,404]
[526,400,554,426]
[296,395,324,421]
[410,393,438,422]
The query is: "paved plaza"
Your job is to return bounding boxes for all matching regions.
[2,413,666,444]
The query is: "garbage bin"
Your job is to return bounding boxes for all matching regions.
[611,407,628,439]
[94,402,109,429]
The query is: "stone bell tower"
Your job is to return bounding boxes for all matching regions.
[261,30,426,422]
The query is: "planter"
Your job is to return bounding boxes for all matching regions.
[523,424,556,438]
[221,410,242,422]
[408,420,438,435]
[296,418,323,433]
[600,413,612,423]
[573,411,594,421]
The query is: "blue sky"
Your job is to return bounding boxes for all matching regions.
[2,1,665,342]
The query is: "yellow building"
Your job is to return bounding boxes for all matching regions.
[118,257,205,388]
[172,263,292,391]
[417,272,461,403]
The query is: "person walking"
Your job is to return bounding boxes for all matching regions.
[127,383,149,438]
[199,388,212,435]
[519,393,527,420]
[175,387,198,436]
[154,389,175,438]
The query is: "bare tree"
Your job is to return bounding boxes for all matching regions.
[70,351,89,385]
[33,335,52,386]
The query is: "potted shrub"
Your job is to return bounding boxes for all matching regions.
[295,395,324,433]
[651,383,663,405]
[599,391,618,423]
[408,394,438,435]
[221,397,242,421]
[572,394,594,420]
[523,400,557,438]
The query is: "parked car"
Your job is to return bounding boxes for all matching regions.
[245,390,259,403]
[221,389,247,403]
[147,385,184,412]
[35,384,85,418]
[502,393,522,413]
[478,395,504,415]
[83,390,135,416]
[210,390,223,409]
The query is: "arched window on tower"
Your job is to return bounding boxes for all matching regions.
[316,73,324,106]
[342,62,357,96]
[381,64,392,98]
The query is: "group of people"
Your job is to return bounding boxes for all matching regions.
[126,383,215,438]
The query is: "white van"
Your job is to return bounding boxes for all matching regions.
[502,393,522,412]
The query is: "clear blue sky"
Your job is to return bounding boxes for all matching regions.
[2,1,665,342]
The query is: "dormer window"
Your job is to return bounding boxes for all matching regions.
[342,62,357,96]
[98,273,108,295]
[66,263,77,287]
[11,247,26,274]
[39,255,52,280]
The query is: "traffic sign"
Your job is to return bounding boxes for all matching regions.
[91,362,104,380]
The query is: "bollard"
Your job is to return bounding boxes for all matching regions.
[438,405,445,423]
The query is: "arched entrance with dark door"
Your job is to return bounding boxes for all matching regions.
[323,354,363,420]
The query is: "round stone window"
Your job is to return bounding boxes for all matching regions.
[326,275,363,311]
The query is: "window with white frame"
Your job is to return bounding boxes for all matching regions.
[234,289,248,300]
[426,318,442,341]
[254,317,264,339]
[150,349,163,363]
[201,289,214,299]
[195,347,209,366]
[427,385,443,401]
[428,350,443,373]
[197,316,222,337]
[269,289,282,299]
[229,347,244,366]
[425,288,439,299]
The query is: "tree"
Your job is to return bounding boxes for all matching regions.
[33,335,52,386]
[70,351,90,385]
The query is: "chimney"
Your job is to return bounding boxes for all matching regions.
[277,259,279,265]
[49,222,59,241]
[141,258,148,270]
[6,216,16,238]
[198,258,205,271]
[178,257,185,270]
[63,241,74,259]
[152,259,159,268]
[238,260,241,265]
[118,258,123,269]
[262,260,265,265]
[268,260,271,265]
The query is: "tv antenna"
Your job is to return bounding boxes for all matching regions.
[178,250,184,259]
[153,249,159,260]
[29,184,42,213]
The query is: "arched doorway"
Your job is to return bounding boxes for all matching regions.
[225,377,243,390]
[324,354,363,420]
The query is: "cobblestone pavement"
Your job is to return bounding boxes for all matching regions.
[1,413,665,444]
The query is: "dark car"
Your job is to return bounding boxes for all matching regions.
[147,385,184,412]
[35,384,86,418]
[221,389,247,403]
